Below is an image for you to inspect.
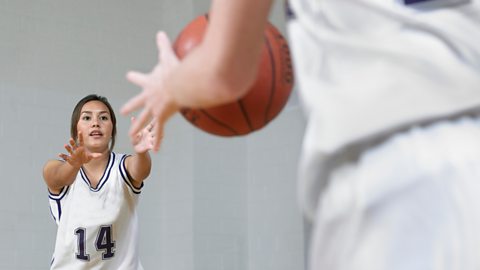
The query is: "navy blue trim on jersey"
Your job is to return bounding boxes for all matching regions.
[47,159,69,220]
[54,200,62,221]
[79,167,89,186]
[48,185,69,200]
[285,0,296,20]
[49,205,57,223]
[79,152,115,192]
[405,0,435,3]
[402,0,470,9]
[48,186,69,222]
[119,154,143,194]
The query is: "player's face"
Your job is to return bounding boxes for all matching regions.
[76,100,113,152]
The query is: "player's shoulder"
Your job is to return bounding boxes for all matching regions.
[109,152,132,172]
[109,152,129,162]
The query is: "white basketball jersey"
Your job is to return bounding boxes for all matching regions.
[48,152,144,270]
[287,0,480,220]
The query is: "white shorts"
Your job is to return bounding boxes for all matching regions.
[310,116,480,270]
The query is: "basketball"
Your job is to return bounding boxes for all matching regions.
[173,14,294,137]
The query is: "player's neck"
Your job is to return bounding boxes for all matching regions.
[83,151,110,172]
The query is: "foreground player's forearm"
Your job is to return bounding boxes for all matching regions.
[166,0,273,108]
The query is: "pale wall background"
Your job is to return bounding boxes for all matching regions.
[0,0,306,269]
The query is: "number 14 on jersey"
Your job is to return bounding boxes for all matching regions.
[75,225,115,261]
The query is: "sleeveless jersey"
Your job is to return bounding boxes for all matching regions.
[48,152,144,270]
[287,0,480,219]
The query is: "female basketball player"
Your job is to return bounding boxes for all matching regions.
[43,94,156,269]
[121,0,480,269]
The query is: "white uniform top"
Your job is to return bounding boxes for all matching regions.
[287,0,480,219]
[48,152,144,270]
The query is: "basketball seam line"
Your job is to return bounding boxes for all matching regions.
[238,100,253,131]
[199,109,239,135]
[264,29,276,123]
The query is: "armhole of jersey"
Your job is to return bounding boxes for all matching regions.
[400,0,471,10]
[285,0,296,20]
[46,159,67,196]
[119,154,143,194]
[48,186,69,224]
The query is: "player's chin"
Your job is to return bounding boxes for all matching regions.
[85,141,110,152]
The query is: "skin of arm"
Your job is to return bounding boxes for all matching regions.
[168,0,274,107]
[122,0,273,151]
[125,119,156,187]
[125,152,151,188]
[43,159,80,194]
[43,134,99,193]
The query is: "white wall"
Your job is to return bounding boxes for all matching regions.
[0,0,305,269]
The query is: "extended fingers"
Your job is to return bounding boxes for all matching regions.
[152,120,164,152]
[121,87,148,116]
[126,71,148,87]
[58,153,69,161]
[65,144,74,155]
[69,138,76,148]
[65,135,83,158]
[146,121,154,133]
[129,109,151,137]
[77,132,84,147]
[131,116,152,134]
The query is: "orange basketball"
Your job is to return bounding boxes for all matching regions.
[173,14,294,136]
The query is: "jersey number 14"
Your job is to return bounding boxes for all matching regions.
[75,225,115,261]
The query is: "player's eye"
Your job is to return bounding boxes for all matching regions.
[82,115,91,121]
[100,115,109,121]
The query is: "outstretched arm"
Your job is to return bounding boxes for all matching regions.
[43,131,101,193]
[121,0,273,151]
[124,118,157,188]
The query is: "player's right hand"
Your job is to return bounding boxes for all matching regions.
[58,131,102,168]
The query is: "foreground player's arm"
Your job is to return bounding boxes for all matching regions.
[122,0,273,150]
[165,0,274,107]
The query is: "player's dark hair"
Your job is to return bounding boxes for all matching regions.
[70,94,117,151]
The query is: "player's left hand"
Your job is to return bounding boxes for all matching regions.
[130,117,161,154]
[121,31,180,152]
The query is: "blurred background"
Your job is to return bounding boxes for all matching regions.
[0,0,306,269]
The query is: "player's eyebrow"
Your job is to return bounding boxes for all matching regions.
[81,110,109,114]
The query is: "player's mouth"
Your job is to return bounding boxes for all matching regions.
[89,130,104,137]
